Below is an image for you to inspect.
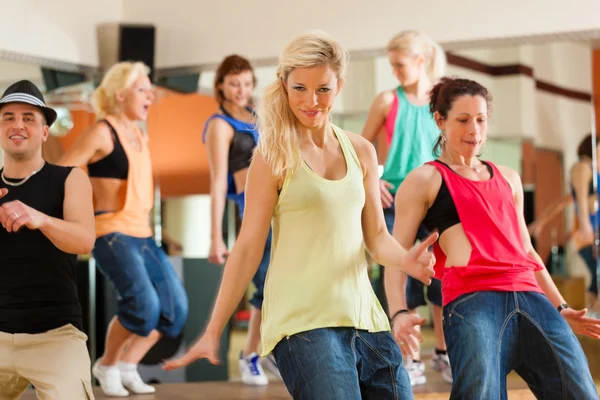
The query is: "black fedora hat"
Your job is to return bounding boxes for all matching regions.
[0,80,57,126]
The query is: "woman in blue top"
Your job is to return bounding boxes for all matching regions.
[203,55,278,385]
[529,134,600,318]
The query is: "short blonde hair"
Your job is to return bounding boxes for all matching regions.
[93,61,150,118]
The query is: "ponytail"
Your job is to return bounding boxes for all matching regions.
[427,42,447,83]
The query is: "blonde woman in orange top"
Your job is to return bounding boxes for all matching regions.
[59,62,188,397]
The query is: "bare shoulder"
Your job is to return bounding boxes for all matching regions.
[249,150,279,184]
[495,163,522,190]
[571,159,591,176]
[375,89,396,107]
[83,120,113,142]
[65,167,92,190]
[66,166,91,181]
[345,130,376,158]
[398,163,442,204]
[205,116,234,137]
[405,163,441,190]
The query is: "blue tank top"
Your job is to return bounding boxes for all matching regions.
[202,107,259,215]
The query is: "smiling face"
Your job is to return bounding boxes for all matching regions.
[0,103,49,160]
[118,74,154,121]
[435,95,488,157]
[219,70,255,108]
[285,64,341,130]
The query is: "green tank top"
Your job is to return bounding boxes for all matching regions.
[381,86,439,195]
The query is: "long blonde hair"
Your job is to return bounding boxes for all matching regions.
[93,61,150,118]
[387,30,446,83]
[257,30,348,179]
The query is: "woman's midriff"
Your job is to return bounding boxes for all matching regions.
[90,178,127,212]
[438,224,472,268]
[232,168,249,194]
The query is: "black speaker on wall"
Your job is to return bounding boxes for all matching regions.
[118,24,156,82]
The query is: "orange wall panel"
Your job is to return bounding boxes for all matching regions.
[147,92,218,197]
[55,92,218,198]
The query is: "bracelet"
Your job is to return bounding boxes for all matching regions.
[557,303,569,313]
[389,309,409,323]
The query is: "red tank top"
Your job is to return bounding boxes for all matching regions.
[427,160,544,306]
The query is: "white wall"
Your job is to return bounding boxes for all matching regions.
[122,0,600,67]
[2,1,599,68]
[0,0,123,66]
[0,60,43,92]
[163,195,212,259]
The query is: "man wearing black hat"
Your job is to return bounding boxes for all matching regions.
[0,80,96,399]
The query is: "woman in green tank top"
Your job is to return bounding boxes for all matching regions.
[164,30,439,400]
[362,30,452,386]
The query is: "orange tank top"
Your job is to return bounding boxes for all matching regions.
[94,116,154,238]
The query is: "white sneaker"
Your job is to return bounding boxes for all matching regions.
[118,362,156,394]
[261,354,282,380]
[405,359,426,386]
[430,352,453,383]
[92,359,129,397]
[239,352,268,386]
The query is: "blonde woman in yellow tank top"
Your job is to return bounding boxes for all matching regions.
[164,31,437,399]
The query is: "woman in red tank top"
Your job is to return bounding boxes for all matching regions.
[391,77,600,399]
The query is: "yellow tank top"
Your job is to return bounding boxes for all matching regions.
[260,124,390,356]
[94,116,154,238]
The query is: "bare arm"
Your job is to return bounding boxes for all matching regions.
[571,162,593,232]
[57,121,112,168]
[386,166,439,315]
[385,166,438,354]
[348,132,437,283]
[528,194,572,236]
[503,165,600,338]
[361,91,394,143]
[204,118,234,258]
[500,166,565,307]
[0,168,95,254]
[204,152,279,337]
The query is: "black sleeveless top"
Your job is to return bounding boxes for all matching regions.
[0,163,83,334]
[87,119,129,179]
[422,160,494,235]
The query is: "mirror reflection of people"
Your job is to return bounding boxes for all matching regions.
[529,134,600,317]
[0,80,96,399]
[392,77,600,399]
[163,30,439,400]
[59,62,188,397]
[362,30,451,386]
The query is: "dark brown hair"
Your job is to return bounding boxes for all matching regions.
[577,133,600,159]
[214,55,256,104]
[430,77,492,156]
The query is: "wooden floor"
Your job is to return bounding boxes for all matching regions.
[20,328,600,399]
[20,381,541,400]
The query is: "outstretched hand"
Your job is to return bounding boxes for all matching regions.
[401,232,439,285]
[162,333,221,371]
[391,313,426,358]
[561,308,600,339]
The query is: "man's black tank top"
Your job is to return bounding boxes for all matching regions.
[0,162,83,334]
